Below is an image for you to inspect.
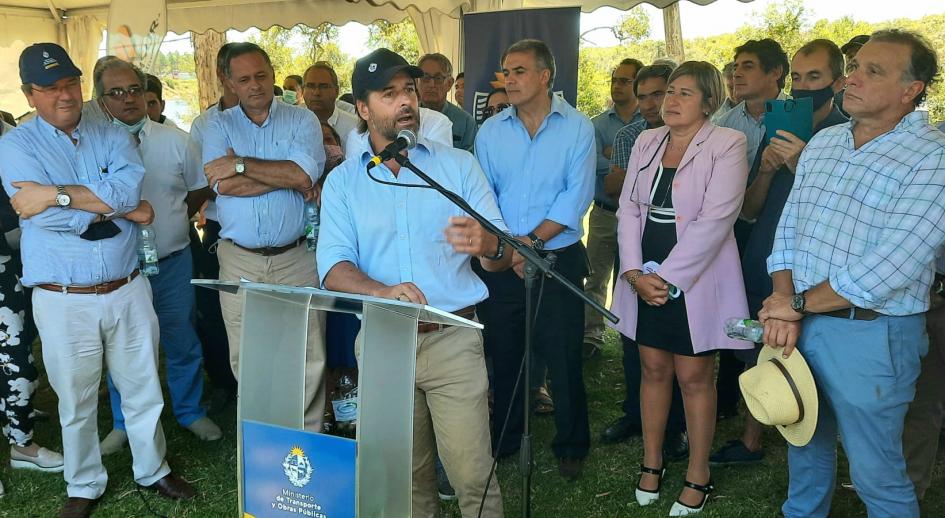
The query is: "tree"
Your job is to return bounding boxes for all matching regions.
[367,19,421,64]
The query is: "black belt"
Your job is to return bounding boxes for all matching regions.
[820,307,879,321]
[593,200,617,212]
[231,236,305,257]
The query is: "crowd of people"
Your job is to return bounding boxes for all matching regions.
[0,26,942,518]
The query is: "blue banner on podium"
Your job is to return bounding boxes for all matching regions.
[242,420,356,518]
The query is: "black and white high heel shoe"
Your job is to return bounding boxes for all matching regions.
[635,464,666,506]
[669,479,714,516]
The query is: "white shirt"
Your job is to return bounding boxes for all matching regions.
[344,107,453,160]
[161,117,180,130]
[327,108,359,150]
[138,119,206,257]
[336,99,356,114]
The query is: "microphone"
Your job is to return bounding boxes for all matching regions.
[366,129,417,170]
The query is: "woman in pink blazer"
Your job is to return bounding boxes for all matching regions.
[610,61,750,516]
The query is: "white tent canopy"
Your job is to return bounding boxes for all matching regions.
[0,0,751,117]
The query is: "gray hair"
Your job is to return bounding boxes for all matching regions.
[868,29,940,107]
[501,39,556,92]
[93,56,147,98]
[418,53,453,77]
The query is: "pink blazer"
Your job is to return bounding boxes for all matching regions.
[609,122,751,353]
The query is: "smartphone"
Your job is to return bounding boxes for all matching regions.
[765,98,813,143]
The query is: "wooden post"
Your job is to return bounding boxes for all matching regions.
[191,29,226,112]
[663,2,685,64]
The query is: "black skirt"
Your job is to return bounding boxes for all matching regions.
[634,167,711,357]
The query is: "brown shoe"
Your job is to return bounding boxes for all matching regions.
[59,497,99,518]
[558,457,584,481]
[146,473,196,500]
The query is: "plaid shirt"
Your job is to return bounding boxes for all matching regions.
[768,111,945,315]
[611,118,650,171]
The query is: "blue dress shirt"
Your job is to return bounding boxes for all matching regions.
[474,95,596,250]
[202,97,325,248]
[768,111,945,315]
[317,137,508,312]
[0,115,144,287]
[592,107,640,209]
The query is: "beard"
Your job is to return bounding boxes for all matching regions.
[373,105,421,141]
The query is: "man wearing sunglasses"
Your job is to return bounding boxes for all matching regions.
[418,53,476,151]
[94,57,220,455]
[0,43,194,517]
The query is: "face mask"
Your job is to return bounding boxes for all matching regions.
[324,144,344,171]
[282,90,298,105]
[111,115,147,135]
[791,84,835,111]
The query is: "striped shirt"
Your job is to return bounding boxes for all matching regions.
[768,111,945,315]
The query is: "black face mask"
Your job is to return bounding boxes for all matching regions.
[791,84,836,111]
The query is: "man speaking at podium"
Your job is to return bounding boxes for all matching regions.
[317,48,509,518]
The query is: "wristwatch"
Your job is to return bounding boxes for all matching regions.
[235,157,246,175]
[527,232,544,252]
[55,185,71,207]
[791,291,807,315]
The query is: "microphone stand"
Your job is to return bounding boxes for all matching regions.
[384,154,618,518]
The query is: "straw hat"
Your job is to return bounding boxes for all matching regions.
[739,345,818,447]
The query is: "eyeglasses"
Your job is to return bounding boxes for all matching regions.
[626,133,672,210]
[103,86,145,100]
[482,103,510,119]
[419,74,448,85]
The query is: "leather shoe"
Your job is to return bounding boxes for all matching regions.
[663,431,690,462]
[59,497,99,518]
[558,457,584,481]
[600,417,641,444]
[146,473,196,500]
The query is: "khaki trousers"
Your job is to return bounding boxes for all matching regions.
[217,239,327,431]
[903,304,945,499]
[357,324,503,518]
[33,276,170,499]
[583,204,618,347]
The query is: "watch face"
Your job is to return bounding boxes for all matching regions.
[56,193,71,207]
[235,159,245,174]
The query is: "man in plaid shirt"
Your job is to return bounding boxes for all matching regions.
[759,30,945,518]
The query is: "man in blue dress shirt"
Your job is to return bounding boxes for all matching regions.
[201,42,327,432]
[318,48,508,517]
[0,43,194,517]
[474,39,596,480]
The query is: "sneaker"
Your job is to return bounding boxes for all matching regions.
[100,429,128,455]
[10,446,64,472]
[437,468,457,501]
[186,416,223,441]
[709,440,764,466]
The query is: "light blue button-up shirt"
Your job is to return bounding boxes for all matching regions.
[715,92,790,171]
[203,97,325,248]
[474,94,595,250]
[0,115,144,287]
[317,137,508,312]
[592,107,640,209]
[768,111,945,315]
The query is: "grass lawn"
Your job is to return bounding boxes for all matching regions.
[2,330,942,517]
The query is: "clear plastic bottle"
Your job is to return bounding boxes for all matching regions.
[138,225,160,276]
[304,201,319,252]
[331,375,358,439]
[725,317,764,343]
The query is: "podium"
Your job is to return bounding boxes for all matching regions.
[192,280,482,517]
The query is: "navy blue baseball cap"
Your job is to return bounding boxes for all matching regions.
[19,43,82,87]
[352,48,423,101]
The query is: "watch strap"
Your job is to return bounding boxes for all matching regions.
[481,239,505,261]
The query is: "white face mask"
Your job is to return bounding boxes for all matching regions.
[111,115,147,135]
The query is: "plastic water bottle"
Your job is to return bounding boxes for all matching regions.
[331,375,358,439]
[725,317,764,343]
[304,201,319,251]
[138,225,160,276]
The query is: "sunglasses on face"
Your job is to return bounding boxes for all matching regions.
[482,103,510,118]
[103,86,145,100]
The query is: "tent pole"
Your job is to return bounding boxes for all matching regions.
[192,29,226,112]
[662,2,685,63]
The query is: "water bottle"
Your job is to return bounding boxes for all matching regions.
[138,225,160,276]
[725,317,764,343]
[304,201,319,251]
[331,375,358,439]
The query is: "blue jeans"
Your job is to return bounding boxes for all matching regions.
[783,313,927,518]
[107,250,207,429]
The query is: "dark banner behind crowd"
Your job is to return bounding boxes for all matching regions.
[462,7,580,122]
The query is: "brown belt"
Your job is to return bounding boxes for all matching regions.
[231,236,305,257]
[36,269,140,295]
[418,305,476,334]
[821,307,879,321]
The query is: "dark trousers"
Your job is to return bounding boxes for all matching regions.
[716,350,744,413]
[478,242,591,459]
[189,220,237,392]
[620,334,686,433]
